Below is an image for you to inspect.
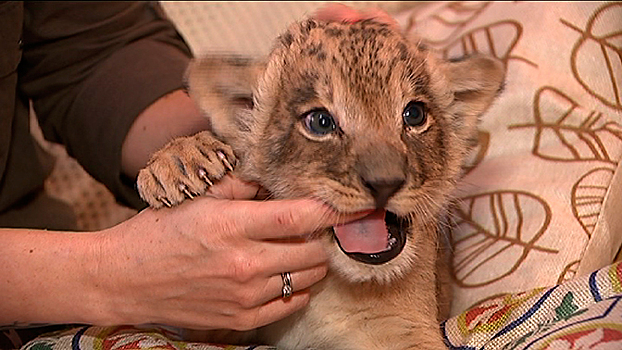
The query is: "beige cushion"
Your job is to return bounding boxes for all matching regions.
[394,1,622,315]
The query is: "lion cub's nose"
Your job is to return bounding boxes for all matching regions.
[363,177,405,209]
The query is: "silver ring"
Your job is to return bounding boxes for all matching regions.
[281,272,293,299]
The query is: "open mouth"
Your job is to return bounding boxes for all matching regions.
[332,209,408,265]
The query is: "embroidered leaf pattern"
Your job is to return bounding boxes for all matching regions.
[455,288,546,343]
[25,341,54,350]
[463,129,490,176]
[571,167,615,237]
[406,1,491,45]
[562,2,622,111]
[451,191,558,288]
[555,292,587,322]
[509,87,622,164]
[557,260,581,284]
[440,20,537,67]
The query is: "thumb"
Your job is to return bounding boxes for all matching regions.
[313,3,398,28]
[204,174,262,200]
[314,3,365,23]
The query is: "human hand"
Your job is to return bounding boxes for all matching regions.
[94,177,367,331]
[313,3,398,28]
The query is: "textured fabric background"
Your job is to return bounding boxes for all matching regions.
[23,2,622,350]
[40,0,622,316]
[40,0,622,311]
[395,1,622,315]
[160,2,418,57]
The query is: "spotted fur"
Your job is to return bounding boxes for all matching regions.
[138,18,505,350]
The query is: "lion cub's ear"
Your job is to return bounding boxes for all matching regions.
[185,56,265,150]
[435,54,506,134]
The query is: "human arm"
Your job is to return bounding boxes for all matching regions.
[0,180,368,330]
[19,2,198,209]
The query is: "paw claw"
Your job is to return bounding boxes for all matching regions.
[178,183,196,199]
[198,168,214,186]
[137,132,237,208]
[217,150,234,172]
[157,196,173,208]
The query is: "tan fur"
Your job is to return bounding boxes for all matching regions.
[137,18,505,350]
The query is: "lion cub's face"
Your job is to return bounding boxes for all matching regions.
[187,19,505,283]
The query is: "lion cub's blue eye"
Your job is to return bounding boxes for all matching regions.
[402,101,427,127]
[304,109,336,135]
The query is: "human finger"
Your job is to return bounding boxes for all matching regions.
[230,290,312,331]
[314,3,398,28]
[314,3,364,23]
[253,238,329,278]
[218,198,372,240]
[253,264,328,307]
[360,7,399,27]
[204,173,261,200]
[166,291,312,331]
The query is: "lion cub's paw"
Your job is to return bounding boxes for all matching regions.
[137,131,237,208]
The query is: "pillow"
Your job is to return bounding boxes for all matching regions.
[393,1,622,316]
[161,0,622,317]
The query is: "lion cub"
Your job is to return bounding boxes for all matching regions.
[137,18,505,350]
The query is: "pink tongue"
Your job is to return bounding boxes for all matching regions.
[333,209,389,254]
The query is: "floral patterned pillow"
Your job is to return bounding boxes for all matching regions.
[21,261,622,350]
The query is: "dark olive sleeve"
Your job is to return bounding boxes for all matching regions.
[18,2,193,209]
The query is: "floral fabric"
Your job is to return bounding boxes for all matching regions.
[443,261,622,349]
[20,261,622,350]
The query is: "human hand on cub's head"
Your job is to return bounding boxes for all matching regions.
[314,3,398,28]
